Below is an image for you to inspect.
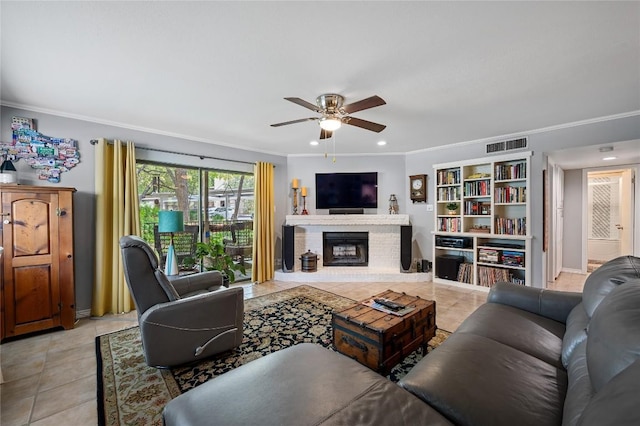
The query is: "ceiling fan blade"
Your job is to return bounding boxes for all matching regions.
[271,117,317,127]
[284,97,321,112]
[344,117,386,133]
[342,95,386,114]
[320,129,333,139]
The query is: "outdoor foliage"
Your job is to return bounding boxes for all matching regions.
[140,204,159,243]
[195,239,246,283]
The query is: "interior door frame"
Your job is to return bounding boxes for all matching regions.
[581,165,638,272]
[553,164,564,279]
[545,158,565,283]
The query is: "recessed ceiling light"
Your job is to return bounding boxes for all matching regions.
[377,141,387,146]
[602,156,617,161]
[310,141,319,146]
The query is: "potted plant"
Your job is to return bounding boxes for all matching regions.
[195,238,246,284]
[446,202,459,215]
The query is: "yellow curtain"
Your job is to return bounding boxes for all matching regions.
[252,162,275,282]
[92,139,141,315]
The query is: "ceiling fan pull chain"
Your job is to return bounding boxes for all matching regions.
[333,132,336,163]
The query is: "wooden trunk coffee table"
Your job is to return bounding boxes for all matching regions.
[332,290,436,375]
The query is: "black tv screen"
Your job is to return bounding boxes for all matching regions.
[315,172,378,209]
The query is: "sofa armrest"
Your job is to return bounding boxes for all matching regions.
[142,286,243,329]
[168,270,226,296]
[487,282,582,323]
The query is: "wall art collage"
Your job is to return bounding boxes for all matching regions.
[0,116,80,183]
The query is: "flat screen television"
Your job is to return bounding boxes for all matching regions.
[315,172,378,209]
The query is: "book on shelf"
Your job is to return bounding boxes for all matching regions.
[495,162,527,180]
[495,217,526,235]
[464,200,490,215]
[438,217,461,232]
[464,180,490,197]
[494,186,526,203]
[437,169,461,185]
[438,186,461,201]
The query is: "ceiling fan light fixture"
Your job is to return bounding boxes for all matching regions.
[319,117,342,131]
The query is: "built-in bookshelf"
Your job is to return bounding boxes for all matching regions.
[433,152,531,290]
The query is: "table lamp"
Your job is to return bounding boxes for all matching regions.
[158,210,184,275]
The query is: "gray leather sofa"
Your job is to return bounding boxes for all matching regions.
[163,255,640,425]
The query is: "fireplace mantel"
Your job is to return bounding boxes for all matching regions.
[285,214,409,226]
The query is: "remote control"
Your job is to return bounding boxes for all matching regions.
[374,298,405,311]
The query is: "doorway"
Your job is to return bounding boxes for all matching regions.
[585,168,634,271]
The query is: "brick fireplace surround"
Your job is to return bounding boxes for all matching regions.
[274,214,431,282]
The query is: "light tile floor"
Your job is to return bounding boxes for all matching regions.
[0,273,587,425]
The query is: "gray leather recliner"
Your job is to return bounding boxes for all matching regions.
[119,235,244,368]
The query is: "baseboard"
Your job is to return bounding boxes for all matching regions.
[561,267,585,274]
[76,309,91,319]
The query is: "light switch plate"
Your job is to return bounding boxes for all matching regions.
[426,204,434,211]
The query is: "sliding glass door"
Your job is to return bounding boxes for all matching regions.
[136,161,254,280]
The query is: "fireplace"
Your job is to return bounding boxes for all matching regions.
[323,232,368,266]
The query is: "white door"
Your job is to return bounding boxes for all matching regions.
[587,169,634,267]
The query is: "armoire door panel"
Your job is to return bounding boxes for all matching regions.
[14,265,57,326]
[11,197,53,256]
[1,185,74,341]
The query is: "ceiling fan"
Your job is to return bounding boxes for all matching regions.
[271,94,387,139]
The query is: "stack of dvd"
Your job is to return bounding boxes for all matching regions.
[502,251,525,267]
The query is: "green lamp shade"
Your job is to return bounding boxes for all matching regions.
[158,211,184,233]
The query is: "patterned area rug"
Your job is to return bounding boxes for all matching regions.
[96,285,449,426]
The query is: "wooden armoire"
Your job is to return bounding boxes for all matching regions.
[0,185,76,341]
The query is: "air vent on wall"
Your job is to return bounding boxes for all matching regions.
[486,137,528,154]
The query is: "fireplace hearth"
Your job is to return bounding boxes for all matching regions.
[323,232,368,267]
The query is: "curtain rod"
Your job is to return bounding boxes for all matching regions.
[89,139,258,166]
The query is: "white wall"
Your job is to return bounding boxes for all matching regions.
[562,169,583,271]
[285,154,407,216]
[1,106,288,314]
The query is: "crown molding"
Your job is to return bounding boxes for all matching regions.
[0,100,288,157]
[407,110,640,155]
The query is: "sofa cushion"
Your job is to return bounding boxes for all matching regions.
[399,332,566,426]
[577,358,640,426]
[562,302,589,368]
[587,280,640,392]
[562,341,594,426]
[455,302,565,368]
[163,343,453,426]
[582,255,640,318]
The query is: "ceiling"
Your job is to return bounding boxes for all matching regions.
[1,2,639,158]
